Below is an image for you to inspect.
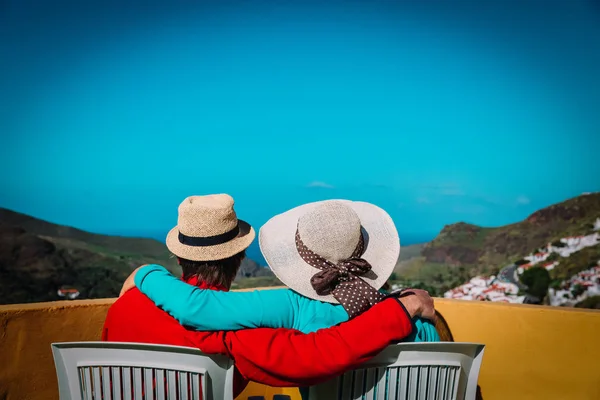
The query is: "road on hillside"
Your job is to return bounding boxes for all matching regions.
[498,264,528,290]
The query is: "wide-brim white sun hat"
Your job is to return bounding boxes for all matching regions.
[259,199,400,303]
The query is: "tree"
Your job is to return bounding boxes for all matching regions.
[575,295,600,310]
[433,273,445,284]
[514,259,529,266]
[571,284,586,298]
[520,267,551,300]
[549,280,562,290]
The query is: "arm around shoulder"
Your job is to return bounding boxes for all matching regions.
[134,265,296,330]
[223,297,414,387]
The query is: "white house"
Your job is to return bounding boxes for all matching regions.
[525,252,550,265]
[470,276,488,287]
[548,265,600,307]
[57,288,80,300]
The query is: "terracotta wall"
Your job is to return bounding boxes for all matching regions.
[1,295,600,400]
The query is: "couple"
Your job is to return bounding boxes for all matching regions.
[103,194,439,398]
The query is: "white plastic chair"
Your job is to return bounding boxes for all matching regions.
[51,341,235,400]
[308,342,485,400]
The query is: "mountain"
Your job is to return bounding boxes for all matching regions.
[394,193,600,295]
[398,243,426,262]
[0,208,272,305]
[0,208,172,260]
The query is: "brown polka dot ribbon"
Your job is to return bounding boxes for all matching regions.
[295,229,386,319]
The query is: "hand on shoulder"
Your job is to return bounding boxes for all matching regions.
[393,288,436,322]
[119,264,150,297]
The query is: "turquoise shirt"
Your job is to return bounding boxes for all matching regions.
[135,264,439,341]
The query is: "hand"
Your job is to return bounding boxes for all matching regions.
[396,289,436,322]
[119,265,148,297]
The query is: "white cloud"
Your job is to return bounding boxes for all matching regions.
[306,181,335,189]
[516,195,531,205]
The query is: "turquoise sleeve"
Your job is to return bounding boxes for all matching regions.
[133,264,441,340]
[293,295,349,333]
[411,318,441,342]
[134,264,299,330]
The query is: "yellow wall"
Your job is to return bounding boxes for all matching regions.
[434,299,600,400]
[1,295,599,400]
[0,299,113,400]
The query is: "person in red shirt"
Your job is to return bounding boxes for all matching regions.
[103,195,436,398]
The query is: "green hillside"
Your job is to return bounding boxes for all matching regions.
[393,193,600,295]
[0,208,173,259]
[0,208,271,304]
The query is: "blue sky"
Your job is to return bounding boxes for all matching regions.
[1,0,599,256]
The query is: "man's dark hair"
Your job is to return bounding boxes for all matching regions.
[178,250,246,289]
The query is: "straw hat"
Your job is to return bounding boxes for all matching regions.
[259,199,400,303]
[166,194,255,261]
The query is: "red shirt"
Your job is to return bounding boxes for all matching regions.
[102,282,414,397]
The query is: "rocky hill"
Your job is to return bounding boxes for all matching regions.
[0,208,273,305]
[425,193,600,271]
[394,193,600,295]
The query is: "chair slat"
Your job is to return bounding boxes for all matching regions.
[340,371,353,400]
[167,370,177,399]
[410,366,421,400]
[81,367,93,400]
[352,369,365,400]
[144,368,155,400]
[111,367,122,400]
[132,367,143,400]
[102,367,112,400]
[179,371,189,400]
[418,366,429,400]
[191,372,200,400]
[427,366,438,400]
[375,367,387,400]
[449,367,459,400]
[155,369,165,400]
[92,367,103,400]
[122,367,132,400]
[364,368,376,400]
[388,367,398,400]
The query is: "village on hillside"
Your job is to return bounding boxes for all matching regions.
[443,218,600,306]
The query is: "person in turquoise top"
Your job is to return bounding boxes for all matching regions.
[124,196,439,342]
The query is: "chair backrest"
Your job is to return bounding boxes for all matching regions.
[51,341,235,400]
[308,342,485,400]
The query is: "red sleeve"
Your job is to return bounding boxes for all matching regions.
[101,314,110,341]
[222,298,414,387]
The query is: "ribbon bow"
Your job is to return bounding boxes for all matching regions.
[295,228,386,318]
[310,257,372,296]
